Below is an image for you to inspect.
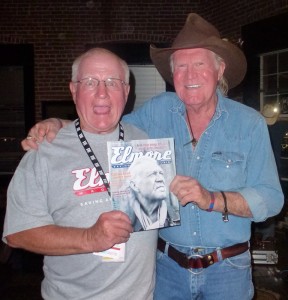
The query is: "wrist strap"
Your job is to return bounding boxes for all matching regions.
[206,192,215,212]
[221,191,229,222]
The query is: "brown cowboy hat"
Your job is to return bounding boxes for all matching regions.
[150,13,247,89]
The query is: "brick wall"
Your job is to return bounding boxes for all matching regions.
[0,0,288,121]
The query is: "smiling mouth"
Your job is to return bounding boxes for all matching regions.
[185,84,201,88]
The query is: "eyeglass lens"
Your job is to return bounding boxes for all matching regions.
[79,78,124,90]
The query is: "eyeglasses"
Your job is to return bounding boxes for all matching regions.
[75,77,127,91]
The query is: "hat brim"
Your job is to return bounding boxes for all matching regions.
[150,36,247,89]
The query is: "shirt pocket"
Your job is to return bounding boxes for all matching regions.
[209,151,246,190]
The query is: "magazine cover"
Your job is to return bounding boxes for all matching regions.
[107,138,180,231]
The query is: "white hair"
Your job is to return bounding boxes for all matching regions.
[71,48,130,83]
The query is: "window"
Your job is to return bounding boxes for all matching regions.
[129,65,166,110]
[260,49,288,115]
[0,44,34,175]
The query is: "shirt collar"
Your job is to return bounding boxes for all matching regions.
[134,199,167,230]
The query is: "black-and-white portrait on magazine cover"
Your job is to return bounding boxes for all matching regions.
[108,138,180,231]
[123,156,180,231]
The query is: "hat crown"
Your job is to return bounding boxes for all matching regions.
[172,13,220,48]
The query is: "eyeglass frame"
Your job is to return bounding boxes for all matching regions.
[73,77,128,91]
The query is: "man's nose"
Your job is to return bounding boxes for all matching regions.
[187,65,198,78]
[156,174,164,181]
[95,81,108,98]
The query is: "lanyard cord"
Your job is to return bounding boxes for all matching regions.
[75,118,124,197]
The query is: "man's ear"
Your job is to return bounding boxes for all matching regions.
[129,180,139,192]
[70,82,77,104]
[124,84,130,104]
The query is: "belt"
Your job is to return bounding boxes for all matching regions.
[157,238,249,269]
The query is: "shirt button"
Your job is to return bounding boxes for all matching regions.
[196,156,200,160]
[193,232,197,236]
[191,206,195,209]
[226,165,230,168]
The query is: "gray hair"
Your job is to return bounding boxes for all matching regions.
[215,54,228,96]
[71,48,130,83]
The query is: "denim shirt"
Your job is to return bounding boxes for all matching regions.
[123,91,284,248]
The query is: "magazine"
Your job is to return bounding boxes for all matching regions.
[107,138,180,232]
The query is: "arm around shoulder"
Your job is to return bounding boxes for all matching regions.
[21,118,73,151]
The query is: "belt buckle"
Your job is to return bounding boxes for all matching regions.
[189,254,204,259]
[187,254,203,269]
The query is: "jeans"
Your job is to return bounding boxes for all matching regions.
[154,247,254,300]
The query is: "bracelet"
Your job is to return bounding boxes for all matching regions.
[221,191,229,222]
[206,192,215,212]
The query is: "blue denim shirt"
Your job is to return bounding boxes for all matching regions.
[123,91,284,248]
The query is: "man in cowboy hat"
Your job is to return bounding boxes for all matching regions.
[21,13,283,300]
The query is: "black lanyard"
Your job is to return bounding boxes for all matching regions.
[75,118,124,196]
